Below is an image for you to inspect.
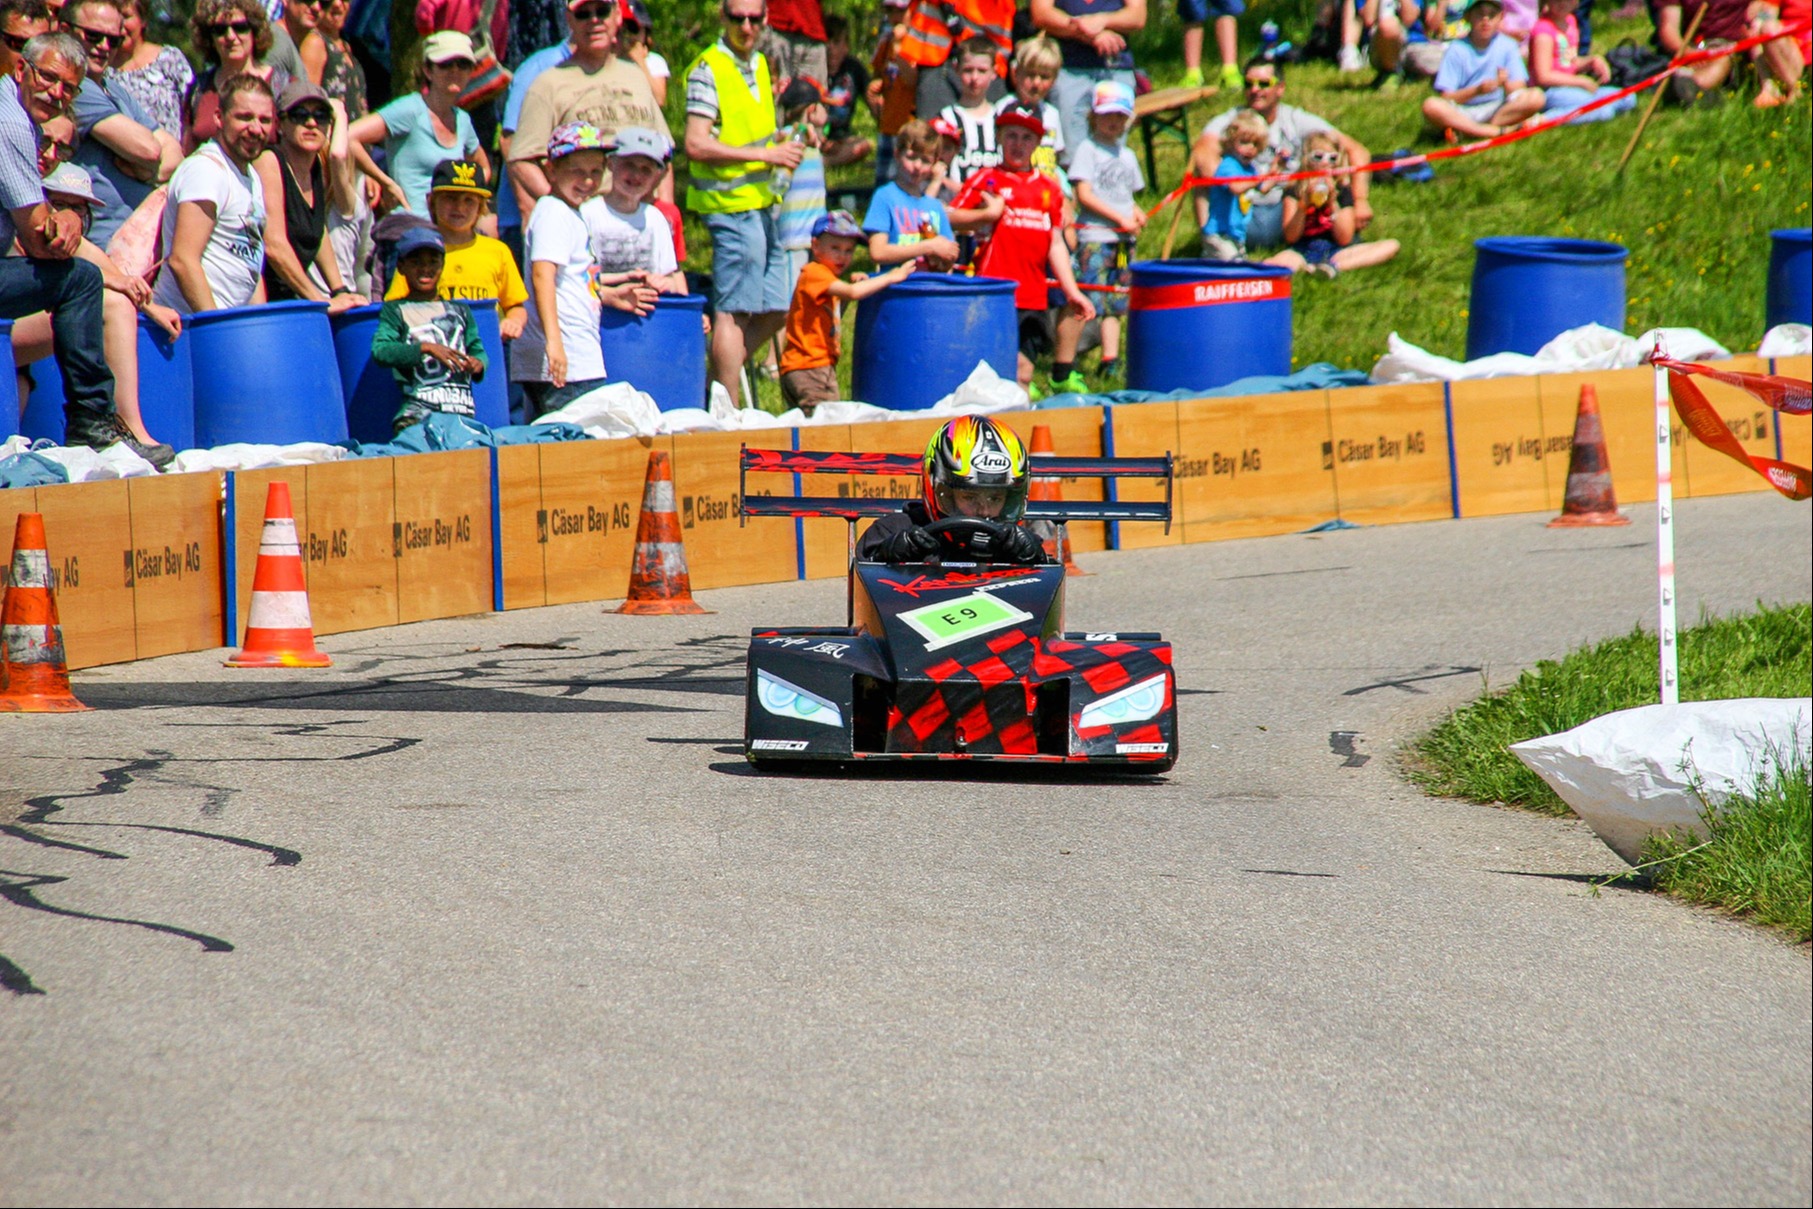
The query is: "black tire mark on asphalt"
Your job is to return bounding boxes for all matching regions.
[1219,566,1352,581]
[1342,665,1482,696]
[1243,869,1339,878]
[0,870,234,952]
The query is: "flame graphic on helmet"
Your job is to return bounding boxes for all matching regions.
[922,416,1030,521]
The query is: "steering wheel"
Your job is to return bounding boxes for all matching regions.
[923,517,1009,561]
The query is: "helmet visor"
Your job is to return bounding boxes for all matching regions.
[936,485,1011,519]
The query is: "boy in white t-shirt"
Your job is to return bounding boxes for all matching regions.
[590,126,684,293]
[510,122,659,415]
[153,75,275,316]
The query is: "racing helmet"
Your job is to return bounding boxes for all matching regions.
[921,416,1031,523]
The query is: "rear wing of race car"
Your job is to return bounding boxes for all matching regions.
[738,447,1175,529]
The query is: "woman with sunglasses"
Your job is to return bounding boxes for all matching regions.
[256,80,361,308]
[108,0,190,138]
[183,0,289,152]
[347,29,487,216]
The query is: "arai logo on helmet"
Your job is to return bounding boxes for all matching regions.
[971,449,1012,475]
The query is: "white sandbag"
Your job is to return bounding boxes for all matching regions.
[166,442,347,473]
[1758,324,1811,357]
[534,381,662,439]
[1510,698,1812,864]
[36,442,158,480]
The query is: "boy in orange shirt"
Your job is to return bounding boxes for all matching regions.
[780,211,917,414]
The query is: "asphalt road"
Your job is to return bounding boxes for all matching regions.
[2,492,1808,1206]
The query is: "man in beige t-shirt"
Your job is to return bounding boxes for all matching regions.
[508,0,670,204]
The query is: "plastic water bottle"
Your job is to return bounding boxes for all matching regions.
[1260,21,1280,50]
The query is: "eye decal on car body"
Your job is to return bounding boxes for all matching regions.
[757,670,845,727]
[1078,673,1168,730]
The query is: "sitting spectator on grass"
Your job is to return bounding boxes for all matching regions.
[152,71,274,316]
[1201,107,1265,261]
[1265,130,1399,278]
[1749,0,1807,107]
[384,158,530,339]
[1190,58,1374,252]
[372,226,488,435]
[1654,0,1749,104]
[1530,0,1637,122]
[863,118,961,270]
[778,210,915,415]
[1401,0,1462,80]
[1420,0,1545,140]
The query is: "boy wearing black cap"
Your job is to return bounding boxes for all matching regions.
[372,227,489,434]
[385,158,530,341]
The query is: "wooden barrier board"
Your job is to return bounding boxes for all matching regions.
[1771,354,1810,475]
[33,478,136,668]
[1534,367,1676,509]
[495,445,546,610]
[1175,392,1338,542]
[231,463,398,640]
[535,437,651,606]
[1107,401,1183,549]
[128,471,224,660]
[791,424,856,581]
[393,449,493,624]
[669,430,798,591]
[1448,377,1554,517]
[1324,384,1451,527]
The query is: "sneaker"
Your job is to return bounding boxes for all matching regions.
[1051,371,1089,396]
[64,410,175,468]
[1026,381,1044,402]
[1313,262,1341,280]
[1217,63,1243,90]
[1338,44,1366,73]
[1180,66,1205,88]
[1375,71,1402,91]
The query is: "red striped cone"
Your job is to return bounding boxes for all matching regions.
[226,482,332,667]
[1549,384,1631,528]
[1027,424,1088,575]
[614,450,710,615]
[0,512,90,712]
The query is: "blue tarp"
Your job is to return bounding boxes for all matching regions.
[1036,362,1371,409]
[342,413,591,458]
[0,450,71,488]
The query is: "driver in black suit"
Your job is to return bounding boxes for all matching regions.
[858,415,1049,565]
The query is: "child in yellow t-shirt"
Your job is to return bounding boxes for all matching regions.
[778,211,915,414]
[386,158,529,339]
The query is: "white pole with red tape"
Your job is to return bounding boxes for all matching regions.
[1652,347,1679,706]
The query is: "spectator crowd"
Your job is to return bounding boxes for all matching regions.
[2,0,1806,458]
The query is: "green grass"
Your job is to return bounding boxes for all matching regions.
[1408,602,1813,815]
[667,6,1811,397]
[1643,756,1812,941]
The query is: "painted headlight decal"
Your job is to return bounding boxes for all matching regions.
[757,670,844,728]
[1078,673,1168,730]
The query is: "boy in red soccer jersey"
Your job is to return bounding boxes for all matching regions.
[952,104,1096,395]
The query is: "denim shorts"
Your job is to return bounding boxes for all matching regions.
[1177,0,1244,22]
[703,208,793,316]
[1075,241,1132,319]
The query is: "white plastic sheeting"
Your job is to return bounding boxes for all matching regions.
[1757,323,1811,357]
[1510,698,1812,864]
[1370,324,1736,384]
[1,434,159,479]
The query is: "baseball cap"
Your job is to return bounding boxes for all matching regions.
[547,120,607,159]
[620,0,651,27]
[396,226,446,259]
[608,125,670,162]
[1091,79,1135,116]
[431,157,492,196]
[993,102,1045,135]
[41,162,100,206]
[810,210,863,240]
[422,30,476,63]
[277,79,330,114]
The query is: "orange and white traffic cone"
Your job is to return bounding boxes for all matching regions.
[1549,384,1630,528]
[226,481,332,667]
[614,449,710,615]
[0,512,89,712]
[1027,424,1088,575]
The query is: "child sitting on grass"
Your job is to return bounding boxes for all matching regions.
[778,211,917,415]
[592,127,686,293]
[510,122,658,415]
[1068,81,1146,381]
[385,158,529,340]
[863,120,962,272]
[1202,108,1268,262]
[1265,131,1401,278]
[372,227,488,434]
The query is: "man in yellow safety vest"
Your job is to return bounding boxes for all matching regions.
[683,0,806,403]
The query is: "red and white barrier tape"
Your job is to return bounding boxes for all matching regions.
[1653,353,1812,500]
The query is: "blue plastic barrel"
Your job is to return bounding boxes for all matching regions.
[1125,260,1293,393]
[599,293,710,412]
[1466,237,1628,359]
[851,275,1017,411]
[21,356,64,444]
[0,319,17,443]
[1766,229,1811,329]
[334,300,511,442]
[136,315,194,451]
[193,300,346,447]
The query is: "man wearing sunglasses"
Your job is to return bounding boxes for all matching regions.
[2,33,172,463]
[0,0,51,79]
[60,0,178,248]
[508,0,671,221]
[1189,57,1374,250]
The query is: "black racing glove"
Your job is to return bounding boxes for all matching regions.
[999,523,1046,565]
[878,525,940,563]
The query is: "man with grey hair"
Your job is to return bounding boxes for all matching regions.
[0,33,171,463]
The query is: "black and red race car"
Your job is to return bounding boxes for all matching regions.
[737,444,1178,772]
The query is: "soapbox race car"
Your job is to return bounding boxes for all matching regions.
[737,445,1178,772]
